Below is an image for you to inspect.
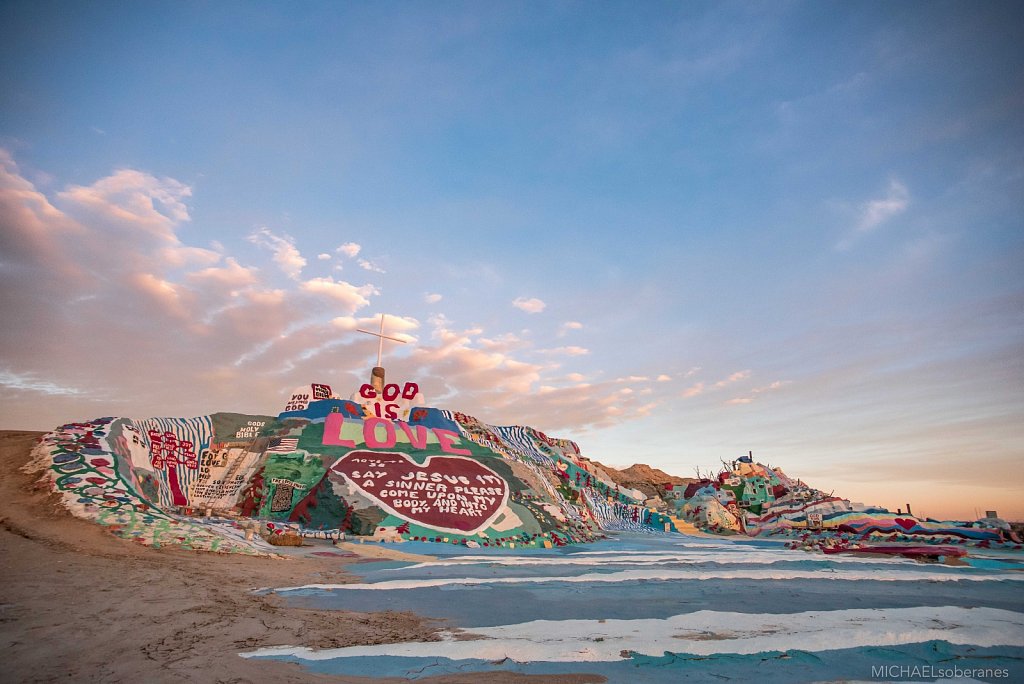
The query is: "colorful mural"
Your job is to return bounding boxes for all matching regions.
[33,381,1009,555]
[331,451,509,534]
[349,381,426,421]
[669,456,1017,548]
[28,384,654,552]
[26,417,275,553]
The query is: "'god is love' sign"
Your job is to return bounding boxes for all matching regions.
[331,451,509,534]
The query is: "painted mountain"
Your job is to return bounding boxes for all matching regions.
[27,387,662,553]
[27,383,1011,554]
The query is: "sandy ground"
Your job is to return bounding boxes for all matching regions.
[0,430,604,684]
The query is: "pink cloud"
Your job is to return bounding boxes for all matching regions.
[540,345,590,356]
[714,370,751,388]
[187,257,258,289]
[682,382,705,398]
[58,168,191,238]
[336,242,361,258]
[248,227,307,280]
[683,370,753,400]
[558,320,583,336]
[512,296,546,314]
[300,277,378,312]
[358,258,386,273]
[0,151,382,427]
[0,150,677,436]
[132,272,194,320]
[726,380,792,406]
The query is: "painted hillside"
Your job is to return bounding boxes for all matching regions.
[26,382,665,553]
[26,379,1015,555]
[664,455,1018,548]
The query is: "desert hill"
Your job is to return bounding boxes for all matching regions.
[591,461,695,500]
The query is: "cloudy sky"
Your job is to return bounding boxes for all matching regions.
[2,2,1021,520]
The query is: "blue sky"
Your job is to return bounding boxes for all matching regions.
[1,1,1021,519]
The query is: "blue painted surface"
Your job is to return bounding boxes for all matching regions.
[248,532,1024,682]
[264,643,1023,682]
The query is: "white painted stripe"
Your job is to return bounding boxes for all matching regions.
[397,550,911,569]
[272,567,1024,592]
[241,606,1024,662]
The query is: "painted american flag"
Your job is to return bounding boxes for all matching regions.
[267,437,299,453]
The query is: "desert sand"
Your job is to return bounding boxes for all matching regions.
[0,431,604,683]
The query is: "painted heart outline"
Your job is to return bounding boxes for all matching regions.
[330,450,510,535]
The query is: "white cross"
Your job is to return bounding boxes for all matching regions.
[357,313,407,367]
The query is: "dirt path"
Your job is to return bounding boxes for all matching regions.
[0,430,604,683]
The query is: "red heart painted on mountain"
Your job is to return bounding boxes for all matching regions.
[895,518,917,531]
[331,450,509,535]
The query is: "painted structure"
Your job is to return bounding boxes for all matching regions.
[28,381,654,552]
[669,456,1016,547]
[29,380,1012,553]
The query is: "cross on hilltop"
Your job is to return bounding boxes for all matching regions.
[357,313,407,389]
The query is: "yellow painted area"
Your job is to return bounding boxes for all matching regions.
[336,541,436,562]
[668,516,719,538]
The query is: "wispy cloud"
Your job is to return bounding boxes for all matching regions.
[558,320,583,337]
[682,369,752,398]
[0,370,88,397]
[478,333,527,353]
[187,257,258,291]
[248,227,306,280]
[332,314,419,343]
[837,178,911,250]
[0,150,675,434]
[512,297,546,314]
[858,178,910,233]
[336,242,361,258]
[332,314,419,333]
[301,277,378,312]
[681,382,705,398]
[0,149,394,427]
[714,370,751,388]
[539,346,590,356]
[424,293,443,304]
[57,168,192,237]
[725,379,790,405]
[358,258,386,273]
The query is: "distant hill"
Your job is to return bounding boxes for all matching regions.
[591,461,695,500]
